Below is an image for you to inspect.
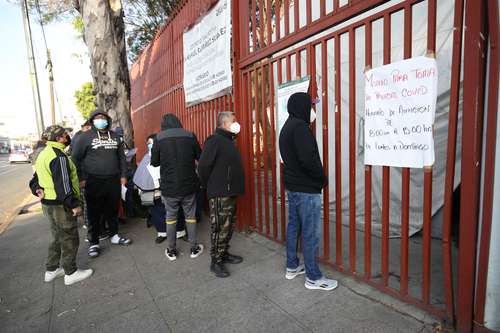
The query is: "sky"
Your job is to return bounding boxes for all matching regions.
[0,1,92,138]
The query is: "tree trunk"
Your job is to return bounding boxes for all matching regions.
[77,0,134,148]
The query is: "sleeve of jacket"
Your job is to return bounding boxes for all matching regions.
[293,125,326,182]
[193,134,202,160]
[197,137,218,188]
[29,172,42,196]
[49,156,81,209]
[117,140,128,178]
[70,134,87,180]
[150,137,160,167]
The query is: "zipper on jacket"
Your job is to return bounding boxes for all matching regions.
[227,166,232,191]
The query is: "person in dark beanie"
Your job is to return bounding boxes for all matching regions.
[151,113,203,261]
[279,92,338,291]
[71,109,132,258]
[198,111,245,278]
[30,125,93,285]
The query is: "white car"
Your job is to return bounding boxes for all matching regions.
[9,150,31,163]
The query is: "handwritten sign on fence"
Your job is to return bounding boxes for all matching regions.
[364,56,438,168]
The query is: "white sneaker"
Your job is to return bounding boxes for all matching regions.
[285,264,305,280]
[190,244,204,259]
[64,269,93,286]
[44,268,65,282]
[305,277,338,291]
[176,230,187,239]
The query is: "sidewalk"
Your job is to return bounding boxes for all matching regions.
[0,201,440,333]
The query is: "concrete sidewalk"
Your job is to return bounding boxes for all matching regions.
[0,202,441,333]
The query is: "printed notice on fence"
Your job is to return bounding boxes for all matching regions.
[183,0,232,106]
[276,76,310,135]
[364,56,438,168]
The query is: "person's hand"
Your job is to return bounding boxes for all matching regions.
[72,207,83,217]
[79,180,86,188]
[36,189,44,199]
[121,177,128,186]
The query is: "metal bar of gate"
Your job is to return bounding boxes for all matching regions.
[255,69,263,233]
[262,65,271,237]
[278,58,286,243]
[381,13,391,288]
[269,63,279,241]
[364,20,373,280]
[334,34,342,267]
[348,28,357,273]
[321,40,330,261]
[400,4,412,297]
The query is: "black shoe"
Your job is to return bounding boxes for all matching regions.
[210,262,230,278]
[155,236,167,244]
[223,253,243,264]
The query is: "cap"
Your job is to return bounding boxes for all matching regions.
[42,125,66,142]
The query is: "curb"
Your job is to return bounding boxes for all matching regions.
[0,193,34,235]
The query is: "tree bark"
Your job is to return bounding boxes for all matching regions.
[77,0,134,148]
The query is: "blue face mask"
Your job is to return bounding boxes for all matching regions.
[93,118,108,130]
[147,143,153,151]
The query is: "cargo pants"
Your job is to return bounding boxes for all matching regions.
[209,197,237,263]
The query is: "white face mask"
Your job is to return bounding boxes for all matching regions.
[310,109,317,123]
[229,122,241,135]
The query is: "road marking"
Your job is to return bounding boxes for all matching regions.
[0,168,25,177]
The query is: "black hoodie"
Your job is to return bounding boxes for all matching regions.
[279,92,326,193]
[71,109,127,180]
[151,114,202,197]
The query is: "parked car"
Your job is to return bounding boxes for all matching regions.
[9,150,31,164]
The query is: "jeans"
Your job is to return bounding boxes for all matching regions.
[286,191,322,281]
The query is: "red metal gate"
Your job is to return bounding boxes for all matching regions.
[129,0,498,330]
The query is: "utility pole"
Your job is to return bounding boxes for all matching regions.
[47,49,56,125]
[20,0,45,136]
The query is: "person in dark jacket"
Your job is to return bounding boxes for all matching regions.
[30,125,93,285]
[198,111,245,278]
[279,92,338,291]
[151,113,203,261]
[71,109,132,258]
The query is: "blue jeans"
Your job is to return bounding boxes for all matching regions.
[286,191,322,281]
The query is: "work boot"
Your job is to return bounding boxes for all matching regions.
[222,253,243,264]
[210,261,230,278]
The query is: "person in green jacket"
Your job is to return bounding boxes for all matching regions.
[30,125,93,286]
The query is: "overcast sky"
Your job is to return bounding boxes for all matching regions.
[0,1,92,137]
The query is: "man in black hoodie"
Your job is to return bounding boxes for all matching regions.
[72,109,132,258]
[198,112,245,278]
[151,113,203,261]
[279,92,338,291]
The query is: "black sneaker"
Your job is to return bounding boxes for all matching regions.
[155,236,167,244]
[222,253,243,264]
[190,244,204,259]
[210,261,230,278]
[165,248,178,261]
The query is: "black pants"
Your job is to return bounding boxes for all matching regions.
[85,176,120,246]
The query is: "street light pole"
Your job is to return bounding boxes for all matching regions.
[20,0,45,136]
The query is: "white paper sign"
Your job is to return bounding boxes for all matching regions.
[276,76,310,135]
[364,56,438,168]
[183,0,232,106]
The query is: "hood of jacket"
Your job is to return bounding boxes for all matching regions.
[89,109,112,130]
[287,92,312,123]
[161,113,183,130]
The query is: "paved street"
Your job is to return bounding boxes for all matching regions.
[0,155,33,232]
[0,203,440,333]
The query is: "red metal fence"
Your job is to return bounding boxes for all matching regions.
[130,0,499,331]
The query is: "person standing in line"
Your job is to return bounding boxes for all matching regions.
[151,113,203,261]
[71,109,132,258]
[198,112,245,278]
[279,92,338,291]
[30,125,93,285]
[133,134,187,243]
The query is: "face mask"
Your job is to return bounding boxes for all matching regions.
[229,122,241,135]
[310,109,317,123]
[64,135,71,147]
[147,143,153,152]
[93,118,108,130]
